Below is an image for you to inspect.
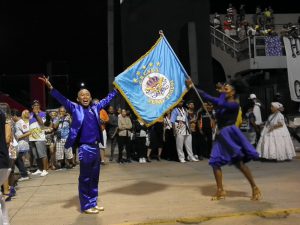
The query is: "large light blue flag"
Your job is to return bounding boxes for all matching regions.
[114,34,189,126]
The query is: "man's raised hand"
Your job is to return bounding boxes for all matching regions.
[38,75,53,90]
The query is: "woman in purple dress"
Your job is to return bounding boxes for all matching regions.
[188,81,261,201]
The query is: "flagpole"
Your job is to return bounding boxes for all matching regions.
[189,81,213,122]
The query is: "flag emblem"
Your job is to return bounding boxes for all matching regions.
[142,73,173,101]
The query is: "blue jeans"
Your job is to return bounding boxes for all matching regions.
[15,152,29,178]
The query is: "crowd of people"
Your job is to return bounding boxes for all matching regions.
[0,76,298,214]
[212,3,299,40]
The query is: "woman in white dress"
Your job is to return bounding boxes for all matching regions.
[257,102,296,161]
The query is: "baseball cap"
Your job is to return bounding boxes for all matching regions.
[248,94,257,99]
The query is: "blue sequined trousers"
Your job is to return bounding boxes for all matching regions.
[78,144,100,211]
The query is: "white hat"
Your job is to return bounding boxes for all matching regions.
[248,93,257,99]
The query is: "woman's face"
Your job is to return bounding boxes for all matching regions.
[58,108,66,117]
[188,102,195,110]
[108,106,114,114]
[271,105,277,113]
[121,109,127,117]
[50,111,58,118]
[224,84,235,98]
[117,108,122,114]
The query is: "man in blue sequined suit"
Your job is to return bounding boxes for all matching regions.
[39,76,118,214]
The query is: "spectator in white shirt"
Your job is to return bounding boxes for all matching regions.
[213,13,221,30]
[170,100,199,163]
[248,93,263,145]
[11,109,31,181]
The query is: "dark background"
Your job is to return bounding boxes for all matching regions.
[0,0,109,106]
[121,0,213,88]
[0,0,298,107]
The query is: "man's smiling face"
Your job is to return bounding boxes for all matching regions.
[77,89,92,107]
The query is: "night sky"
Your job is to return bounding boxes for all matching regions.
[0,0,298,106]
[0,0,108,104]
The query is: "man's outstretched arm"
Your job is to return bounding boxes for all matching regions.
[96,88,118,111]
[38,75,76,112]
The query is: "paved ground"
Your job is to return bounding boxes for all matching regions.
[6,152,300,225]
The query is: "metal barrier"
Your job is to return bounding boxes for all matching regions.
[210,26,287,61]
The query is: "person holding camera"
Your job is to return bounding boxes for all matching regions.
[29,100,49,177]
[53,106,74,169]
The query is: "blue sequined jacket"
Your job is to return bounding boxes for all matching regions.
[50,89,117,148]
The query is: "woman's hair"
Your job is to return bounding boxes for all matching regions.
[227,78,249,95]
[0,103,11,119]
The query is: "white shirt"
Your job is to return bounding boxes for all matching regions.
[253,102,262,125]
[171,108,190,135]
[213,18,221,29]
[15,119,30,151]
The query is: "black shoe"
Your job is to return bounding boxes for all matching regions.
[4,194,12,202]
[157,156,161,161]
[66,165,73,169]
[146,158,151,163]
[55,165,62,170]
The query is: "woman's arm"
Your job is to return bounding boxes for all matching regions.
[269,113,284,132]
[198,89,239,110]
[185,80,220,104]
[118,117,125,130]
[269,122,283,132]
[5,123,12,145]
[196,88,220,105]
[126,117,133,130]
[268,123,283,132]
